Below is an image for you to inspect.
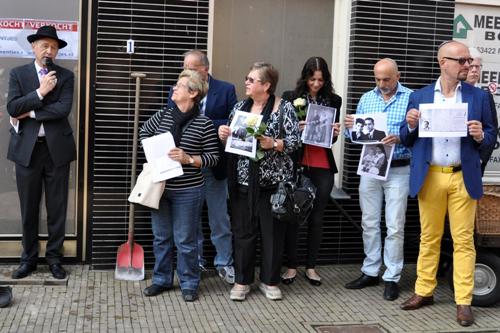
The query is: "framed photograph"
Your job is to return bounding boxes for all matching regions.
[225,110,262,158]
[301,104,337,148]
[350,113,388,143]
[357,144,395,181]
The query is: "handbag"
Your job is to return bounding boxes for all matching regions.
[270,108,316,223]
[270,168,316,224]
[128,163,165,209]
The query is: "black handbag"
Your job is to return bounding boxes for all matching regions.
[270,108,316,223]
[270,168,316,223]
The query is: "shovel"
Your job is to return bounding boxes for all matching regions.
[115,72,147,281]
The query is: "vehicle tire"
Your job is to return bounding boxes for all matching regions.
[447,251,500,307]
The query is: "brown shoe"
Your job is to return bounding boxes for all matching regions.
[400,293,434,310]
[456,305,474,327]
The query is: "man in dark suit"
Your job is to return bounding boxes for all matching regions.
[168,50,237,283]
[359,117,386,141]
[7,26,76,280]
[465,47,499,175]
[399,41,496,327]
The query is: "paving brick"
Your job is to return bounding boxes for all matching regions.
[0,264,499,332]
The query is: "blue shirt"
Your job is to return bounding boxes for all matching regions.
[356,82,413,160]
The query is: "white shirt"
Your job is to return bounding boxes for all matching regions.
[431,77,461,166]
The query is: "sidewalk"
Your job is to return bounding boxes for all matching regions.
[0,264,499,333]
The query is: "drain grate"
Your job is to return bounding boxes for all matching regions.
[314,324,385,333]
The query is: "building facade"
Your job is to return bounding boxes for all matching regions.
[0,0,498,269]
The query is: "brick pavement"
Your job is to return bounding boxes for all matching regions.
[0,264,499,333]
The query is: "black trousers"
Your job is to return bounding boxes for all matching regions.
[230,187,287,285]
[15,141,70,265]
[284,167,334,269]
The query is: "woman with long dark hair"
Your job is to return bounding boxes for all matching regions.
[281,56,341,286]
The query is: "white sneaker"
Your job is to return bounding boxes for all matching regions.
[217,266,235,284]
[230,284,251,301]
[258,283,282,300]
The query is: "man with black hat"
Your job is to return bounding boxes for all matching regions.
[7,25,76,280]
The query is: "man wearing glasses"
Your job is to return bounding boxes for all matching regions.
[399,41,496,327]
[465,47,499,175]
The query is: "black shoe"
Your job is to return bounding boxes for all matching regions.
[304,272,322,286]
[182,289,198,302]
[345,273,379,289]
[143,284,171,297]
[383,281,399,301]
[12,263,37,279]
[281,272,297,285]
[0,286,13,308]
[49,264,67,279]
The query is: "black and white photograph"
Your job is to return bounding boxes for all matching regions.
[301,104,337,148]
[357,143,394,181]
[225,110,262,158]
[350,112,387,143]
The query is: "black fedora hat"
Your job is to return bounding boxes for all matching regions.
[27,25,67,49]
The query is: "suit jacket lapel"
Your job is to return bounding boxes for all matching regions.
[205,76,217,117]
[461,83,474,147]
[29,63,40,91]
[422,83,436,163]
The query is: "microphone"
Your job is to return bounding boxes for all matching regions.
[42,57,56,77]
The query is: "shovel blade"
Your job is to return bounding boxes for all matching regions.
[115,241,144,281]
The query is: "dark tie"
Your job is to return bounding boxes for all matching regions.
[39,68,48,76]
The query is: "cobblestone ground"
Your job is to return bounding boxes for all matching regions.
[0,264,499,333]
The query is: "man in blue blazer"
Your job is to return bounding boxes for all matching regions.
[399,41,496,327]
[7,26,76,280]
[168,50,237,283]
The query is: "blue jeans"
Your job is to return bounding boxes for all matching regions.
[197,168,233,268]
[151,185,205,291]
[358,165,409,282]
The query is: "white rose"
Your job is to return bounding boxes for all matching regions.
[293,97,306,108]
[246,115,258,127]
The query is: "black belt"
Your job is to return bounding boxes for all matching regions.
[36,136,46,144]
[390,159,410,168]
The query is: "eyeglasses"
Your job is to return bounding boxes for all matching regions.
[443,57,474,65]
[469,64,482,70]
[245,76,261,84]
[173,82,189,90]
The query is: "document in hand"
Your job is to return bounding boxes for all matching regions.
[141,132,183,182]
[418,103,468,137]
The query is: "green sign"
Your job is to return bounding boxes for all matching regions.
[453,14,472,39]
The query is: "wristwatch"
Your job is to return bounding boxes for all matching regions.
[188,156,195,165]
[273,140,278,150]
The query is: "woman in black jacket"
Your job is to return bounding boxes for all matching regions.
[281,56,341,286]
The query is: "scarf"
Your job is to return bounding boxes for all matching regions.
[170,103,199,146]
[227,95,276,217]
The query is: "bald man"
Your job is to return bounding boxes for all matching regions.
[344,58,412,301]
[400,41,496,327]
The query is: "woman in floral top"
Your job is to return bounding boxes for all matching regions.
[281,57,342,286]
[219,62,299,301]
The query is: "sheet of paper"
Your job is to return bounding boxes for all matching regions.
[301,104,337,148]
[225,110,262,158]
[418,103,468,137]
[141,132,183,182]
[349,112,388,144]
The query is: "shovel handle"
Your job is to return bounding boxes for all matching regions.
[128,72,146,242]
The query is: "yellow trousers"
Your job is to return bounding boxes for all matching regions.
[415,169,476,305]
